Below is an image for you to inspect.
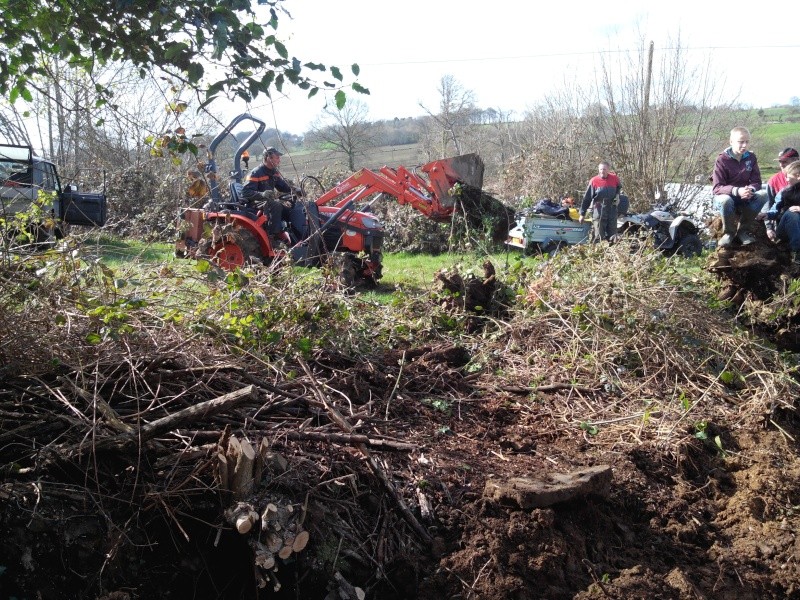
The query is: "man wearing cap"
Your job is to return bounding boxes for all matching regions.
[712,126,767,247]
[766,148,799,208]
[242,147,294,238]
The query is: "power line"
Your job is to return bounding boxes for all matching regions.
[358,45,799,67]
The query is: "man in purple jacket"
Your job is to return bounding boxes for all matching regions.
[712,126,767,247]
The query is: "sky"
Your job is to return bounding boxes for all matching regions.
[224,0,798,136]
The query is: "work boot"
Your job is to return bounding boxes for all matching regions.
[718,233,734,248]
[737,211,758,245]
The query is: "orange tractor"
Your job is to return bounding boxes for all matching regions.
[175,114,484,286]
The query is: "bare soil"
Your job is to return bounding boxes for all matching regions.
[1,244,799,600]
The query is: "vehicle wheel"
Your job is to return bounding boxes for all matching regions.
[676,233,703,258]
[300,175,325,202]
[361,251,382,287]
[541,241,565,256]
[208,228,263,270]
[331,252,357,289]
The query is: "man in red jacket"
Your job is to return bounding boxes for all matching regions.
[766,147,799,209]
[579,161,622,242]
[712,126,767,247]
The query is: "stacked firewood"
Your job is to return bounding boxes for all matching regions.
[218,433,310,591]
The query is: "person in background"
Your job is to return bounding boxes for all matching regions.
[766,147,799,210]
[765,160,800,262]
[579,161,621,242]
[561,196,581,221]
[241,149,250,170]
[241,147,293,240]
[712,126,767,247]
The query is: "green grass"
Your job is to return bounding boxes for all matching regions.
[86,235,175,268]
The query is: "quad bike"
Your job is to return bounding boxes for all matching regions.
[617,203,703,258]
[175,114,484,286]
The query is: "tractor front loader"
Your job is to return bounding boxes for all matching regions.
[175,114,484,286]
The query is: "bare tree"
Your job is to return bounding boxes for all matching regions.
[501,84,595,204]
[307,99,379,171]
[419,75,478,157]
[589,34,735,211]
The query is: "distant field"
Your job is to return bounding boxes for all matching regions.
[281,143,426,182]
[281,106,800,186]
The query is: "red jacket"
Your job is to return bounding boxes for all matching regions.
[580,173,621,215]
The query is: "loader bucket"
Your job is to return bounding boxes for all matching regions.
[422,153,484,209]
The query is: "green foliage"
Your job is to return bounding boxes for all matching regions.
[0,0,365,110]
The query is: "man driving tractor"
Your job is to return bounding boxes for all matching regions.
[241,147,295,242]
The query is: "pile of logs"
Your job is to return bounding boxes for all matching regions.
[218,433,309,591]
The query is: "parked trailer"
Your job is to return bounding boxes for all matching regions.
[505,210,591,254]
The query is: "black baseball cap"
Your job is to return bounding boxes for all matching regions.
[776,147,799,162]
[263,147,283,158]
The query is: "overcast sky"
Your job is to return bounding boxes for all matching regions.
[227,0,798,135]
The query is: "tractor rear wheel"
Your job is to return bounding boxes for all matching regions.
[208,228,263,270]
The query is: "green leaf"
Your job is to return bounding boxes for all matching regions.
[335,90,346,110]
[165,42,189,60]
[351,63,360,76]
[330,66,342,81]
[187,62,204,83]
[352,82,370,95]
[274,40,287,59]
[579,421,599,435]
[86,332,102,345]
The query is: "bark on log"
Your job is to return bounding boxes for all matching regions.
[217,452,230,494]
[231,436,256,500]
[284,430,419,452]
[67,385,258,455]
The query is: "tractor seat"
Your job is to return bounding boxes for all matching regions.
[229,181,245,205]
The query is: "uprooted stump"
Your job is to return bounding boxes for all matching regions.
[454,184,517,243]
[707,219,800,350]
[435,260,498,331]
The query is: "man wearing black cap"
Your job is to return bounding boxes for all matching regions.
[242,147,294,238]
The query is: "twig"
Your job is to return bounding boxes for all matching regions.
[385,350,406,420]
[65,385,258,455]
[297,356,433,546]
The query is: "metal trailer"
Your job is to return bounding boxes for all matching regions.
[505,210,591,254]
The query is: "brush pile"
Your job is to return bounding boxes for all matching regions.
[1,240,798,599]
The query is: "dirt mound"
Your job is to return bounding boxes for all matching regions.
[2,244,799,599]
[708,217,800,350]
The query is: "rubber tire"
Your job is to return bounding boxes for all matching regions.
[331,253,357,289]
[541,241,565,256]
[676,233,703,258]
[209,228,263,270]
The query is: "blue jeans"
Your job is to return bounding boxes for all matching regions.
[776,210,800,251]
[714,193,763,233]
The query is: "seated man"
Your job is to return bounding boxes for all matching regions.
[241,147,294,239]
[765,160,800,262]
[765,147,799,211]
[712,126,767,247]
